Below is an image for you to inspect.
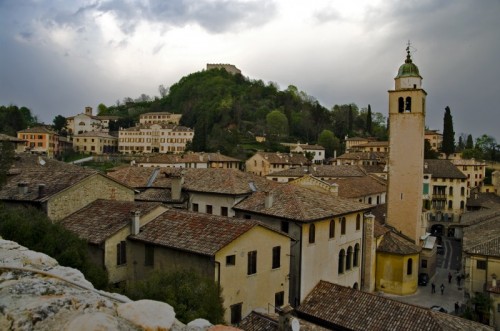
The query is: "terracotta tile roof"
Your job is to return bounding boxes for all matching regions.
[355,141,389,147]
[135,188,187,203]
[0,154,97,202]
[0,133,24,142]
[377,230,422,255]
[60,199,164,245]
[238,311,330,331]
[296,281,493,331]
[336,151,387,161]
[424,159,467,179]
[463,215,500,257]
[137,152,240,164]
[254,152,308,165]
[94,115,120,120]
[107,166,161,188]
[266,165,366,178]
[121,124,192,131]
[359,164,386,174]
[328,175,386,199]
[17,126,58,134]
[460,208,500,226]
[466,192,500,209]
[234,184,372,222]
[129,210,279,256]
[297,144,325,151]
[450,158,485,166]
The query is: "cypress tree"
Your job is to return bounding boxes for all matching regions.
[442,106,455,158]
[366,104,372,135]
[466,134,474,149]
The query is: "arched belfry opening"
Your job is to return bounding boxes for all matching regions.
[398,97,404,113]
[405,97,412,112]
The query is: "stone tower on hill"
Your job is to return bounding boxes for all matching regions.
[386,45,427,244]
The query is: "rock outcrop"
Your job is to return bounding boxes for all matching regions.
[0,239,233,331]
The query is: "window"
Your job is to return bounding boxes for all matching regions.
[353,244,360,267]
[448,200,453,209]
[145,244,154,266]
[206,205,213,214]
[449,187,453,196]
[329,220,335,238]
[477,260,487,270]
[340,217,346,235]
[356,214,361,231]
[405,96,412,112]
[248,250,257,275]
[272,246,281,269]
[221,206,228,216]
[280,221,289,233]
[407,258,413,275]
[423,183,429,195]
[275,291,285,311]
[309,224,315,244]
[116,241,127,266]
[421,259,427,268]
[338,249,345,274]
[346,246,353,270]
[244,214,251,219]
[226,254,236,266]
[461,187,465,196]
[230,303,242,324]
[398,97,404,113]
[192,203,199,212]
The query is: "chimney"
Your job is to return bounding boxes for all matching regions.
[265,192,274,209]
[171,172,184,201]
[38,184,46,198]
[277,305,294,331]
[17,182,28,195]
[131,210,141,235]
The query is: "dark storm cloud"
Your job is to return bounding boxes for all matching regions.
[96,0,277,34]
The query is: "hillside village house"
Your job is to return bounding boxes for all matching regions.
[350,140,389,153]
[66,106,119,135]
[60,199,168,284]
[0,133,26,153]
[345,136,374,152]
[461,210,500,329]
[127,209,291,324]
[233,184,372,306]
[17,126,60,157]
[265,164,367,183]
[139,112,182,125]
[450,158,486,193]
[135,152,241,169]
[425,129,443,152]
[281,142,326,164]
[118,123,193,154]
[0,154,135,221]
[245,152,308,176]
[424,159,468,238]
[73,131,118,154]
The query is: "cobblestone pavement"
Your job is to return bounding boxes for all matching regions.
[382,236,465,314]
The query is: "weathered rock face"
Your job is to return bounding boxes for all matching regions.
[0,239,217,331]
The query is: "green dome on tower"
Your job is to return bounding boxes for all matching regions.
[396,46,421,78]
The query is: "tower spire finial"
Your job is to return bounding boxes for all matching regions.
[405,40,412,63]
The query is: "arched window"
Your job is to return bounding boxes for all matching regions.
[356,214,361,231]
[449,187,453,196]
[353,282,358,290]
[354,244,360,267]
[338,249,345,274]
[368,197,372,204]
[341,217,346,235]
[460,201,465,209]
[398,97,404,113]
[461,187,465,196]
[309,224,315,244]
[329,220,335,238]
[448,200,453,209]
[405,97,412,112]
[346,246,353,270]
[407,258,413,275]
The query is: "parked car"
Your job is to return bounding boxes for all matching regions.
[431,305,448,313]
[418,273,429,286]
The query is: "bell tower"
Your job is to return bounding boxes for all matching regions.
[386,44,427,244]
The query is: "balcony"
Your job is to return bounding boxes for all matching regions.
[432,194,447,200]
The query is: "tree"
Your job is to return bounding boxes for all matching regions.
[366,105,373,135]
[125,270,225,324]
[475,134,498,161]
[266,110,288,137]
[348,104,354,133]
[158,84,169,98]
[442,106,455,158]
[424,139,439,159]
[97,103,108,114]
[466,134,474,149]
[317,129,340,159]
[52,115,67,133]
[457,135,464,151]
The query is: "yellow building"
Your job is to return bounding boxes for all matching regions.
[73,131,118,154]
[128,209,291,325]
[60,199,168,284]
[139,112,182,125]
[425,130,443,152]
[451,158,487,192]
[245,152,308,176]
[17,126,60,157]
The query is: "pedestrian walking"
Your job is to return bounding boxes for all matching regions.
[431,282,436,293]
[448,272,452,284]
[440,283,445,295]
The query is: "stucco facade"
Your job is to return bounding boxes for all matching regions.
[73,131,118,154]
[376,252,420,295]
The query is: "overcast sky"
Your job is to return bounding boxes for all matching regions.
[1,0,499,142]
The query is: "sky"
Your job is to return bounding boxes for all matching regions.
[1,0,499,142]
